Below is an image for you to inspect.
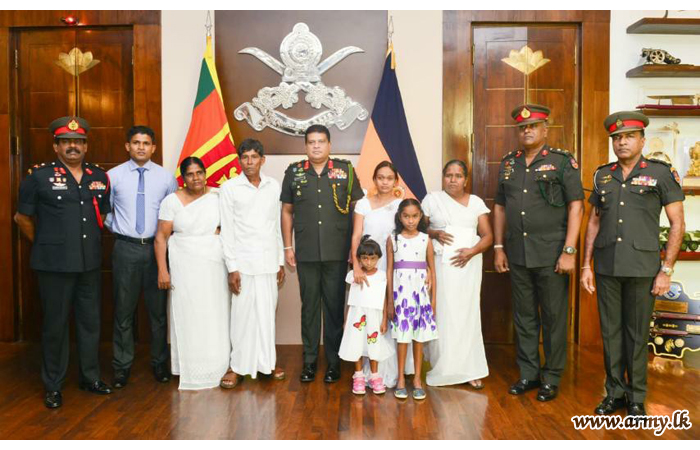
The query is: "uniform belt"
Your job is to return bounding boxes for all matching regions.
[114,233,155,245]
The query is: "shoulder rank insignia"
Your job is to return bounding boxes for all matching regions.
[502,150,516,161]
[670,167,681,185]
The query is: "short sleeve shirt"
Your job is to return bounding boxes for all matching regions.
[589,157,684,277]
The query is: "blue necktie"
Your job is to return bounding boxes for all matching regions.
[135,168,146,235]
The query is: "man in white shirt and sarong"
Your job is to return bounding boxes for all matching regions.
[219,139,286,388]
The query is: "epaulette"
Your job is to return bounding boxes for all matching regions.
[501,150,517,161]
[87,162,106,171]
[596,161,615,170]
[290,159,306,167]
[549,148,573,157]
[646,157,671,167]
[332,157,351,164]
[27,162,51,175]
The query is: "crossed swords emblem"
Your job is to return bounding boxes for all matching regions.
[233,23,369,136]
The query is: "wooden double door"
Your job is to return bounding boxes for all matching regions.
[12,27,152,342]
[471,25,580,343]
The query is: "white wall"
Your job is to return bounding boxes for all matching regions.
[161,11,442,344]
[610,10,700,297]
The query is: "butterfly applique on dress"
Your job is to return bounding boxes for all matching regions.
[353,315,366,331]
[367,331,378,344]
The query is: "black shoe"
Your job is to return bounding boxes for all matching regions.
[594,396,627,415]
[323,365,341,383]
[536,383,558,402]
[627,402,646,416]
[79,380,113,395]
[508,378,541,395]
[113,369,130,389]
[299,363,317,382]
[44,391,62,409]
[153,364,171,383]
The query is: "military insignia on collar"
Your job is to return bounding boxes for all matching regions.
[535,164,556,172]
[640,161,648,169]
[631,176,657,187]
[616,118,623,128]
[521,108,531,118]
[68,119,79,131]
[570,158,579,169]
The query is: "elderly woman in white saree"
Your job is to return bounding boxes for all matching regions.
[154,157,230,390]
[422,160,493,388]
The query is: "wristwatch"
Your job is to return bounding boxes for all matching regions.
[660,266,674,276]
[562,246,577,255]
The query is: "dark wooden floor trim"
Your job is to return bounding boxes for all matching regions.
[443,10,610,345]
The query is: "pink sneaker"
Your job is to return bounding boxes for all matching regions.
[369,376,386,394]
[352,373,366,395]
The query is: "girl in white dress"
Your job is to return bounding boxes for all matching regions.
[423,160,494,388]
[350,161,413,388]
[154,157,230,390]
[387,199,437,400]
[339,236,394,395]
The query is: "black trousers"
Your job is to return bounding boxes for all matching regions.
[36,269,102,392]
[595,273,655,403]
[509,263,569,385]
[112,239,168,371]
[296,261,348,366]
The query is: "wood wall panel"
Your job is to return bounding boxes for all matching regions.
[0,11,159,27]
[0,26,12,340]
[133,25,162,143]
[443,10,610,345]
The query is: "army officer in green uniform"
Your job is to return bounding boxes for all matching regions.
[493,104,584,402]
[581,111,685,416]
[281,124,364,383]
[14,117,113,408]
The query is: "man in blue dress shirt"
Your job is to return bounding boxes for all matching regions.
[106,126,178,388]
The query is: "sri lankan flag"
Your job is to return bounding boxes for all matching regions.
[176,35,241,187]
[356,46,427,200]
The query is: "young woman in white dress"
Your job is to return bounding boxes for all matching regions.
[154,157,230,390]
[349,161,412,388]
[422,160,493,388]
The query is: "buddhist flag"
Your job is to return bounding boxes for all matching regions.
[357,47,427,200]
[176,35,241,187]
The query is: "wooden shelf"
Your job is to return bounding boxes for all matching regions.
[627,64,700,78]
[661,251,700,261]
[639,108,700,117]
[627,18,700,35]
[682,186,700,195]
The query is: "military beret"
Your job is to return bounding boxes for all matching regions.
[604,111,649,136]
[49,116,90,140]
[511,104,550,125]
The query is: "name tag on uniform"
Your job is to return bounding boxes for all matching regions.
[631,176,657,187]
[535,164,557,172]
[89,181,107,190]
[328,168,347,179]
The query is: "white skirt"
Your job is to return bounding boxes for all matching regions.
[339,306,395,363]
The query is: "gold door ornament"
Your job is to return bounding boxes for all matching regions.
[501,45,550,75]
[55,47,100,76]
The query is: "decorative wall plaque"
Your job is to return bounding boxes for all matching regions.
[216,11,386,154]
[234,23,369,136]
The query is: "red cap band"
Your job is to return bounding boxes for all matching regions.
[608,120,645,133]
[515,112,548,123]
[54,126,86,136]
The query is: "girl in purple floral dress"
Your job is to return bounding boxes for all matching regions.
[386,199,437,400]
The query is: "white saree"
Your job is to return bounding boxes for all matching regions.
[159,190,230,390]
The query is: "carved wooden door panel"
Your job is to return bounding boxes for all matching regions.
[14,27,136,341]
[473,25,579,343]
